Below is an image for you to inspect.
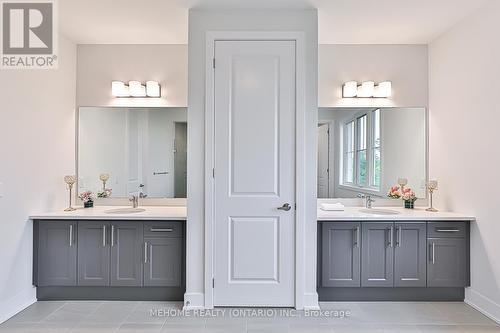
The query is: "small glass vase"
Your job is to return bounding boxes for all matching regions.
[404,200,415,209]
[84,200,94,208]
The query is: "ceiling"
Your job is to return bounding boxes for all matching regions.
[59,0,489,44]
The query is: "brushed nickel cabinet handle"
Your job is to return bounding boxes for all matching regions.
[353,226,360,248]
[436,229,460,232]
[102,225,106,247]
[150,228,173,232]
[432,243,436,264]
[144,242,148,263]
[69,224,73,247]
[111,225,115,247]
[389,226,394,248]
[397,226,402,247]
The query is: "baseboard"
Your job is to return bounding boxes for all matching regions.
[302,292,320,310]
[183,292,205,310]
[465,288,500,325]
[0,286,36,324]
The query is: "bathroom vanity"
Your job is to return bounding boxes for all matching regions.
[31,206,186,301]
[317,207,475,301]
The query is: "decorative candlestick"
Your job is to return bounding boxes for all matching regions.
[99,173,110,191]
[426,180,438,212]
[64,175,77,211]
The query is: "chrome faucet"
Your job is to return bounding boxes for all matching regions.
[358,193,375,209]
[129,195,139,208]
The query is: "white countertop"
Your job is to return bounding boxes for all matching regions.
[30,206,187,221]
[317,206,475,221]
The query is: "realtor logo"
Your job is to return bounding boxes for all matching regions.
[1,0,58,69]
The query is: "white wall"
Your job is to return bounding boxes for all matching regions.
[319,44,428,108]
[0,34,77,323]
[187,9,318,309]
[429,0,500,323]
[76,44,188,108]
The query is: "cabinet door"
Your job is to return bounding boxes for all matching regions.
[321,222,361,287]
[78,222,110,286]
[110,222,144,286]
[37,221,77,286]
[361,222,394,287]
[427,238,466,287]
[394,223,427,287]
[144,238,182,287]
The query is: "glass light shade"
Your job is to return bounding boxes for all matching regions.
[428,180,438,190]
[111,81,129,97]
[146,81,161,97]
[342,81,358,98]
[129,81,146,97]
[64,175,76,186]
[99,173,110,182]
[357,81,375,98]
[374,81,392,98]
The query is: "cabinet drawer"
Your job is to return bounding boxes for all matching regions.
[144,222,183,238]
[427,222,466,238]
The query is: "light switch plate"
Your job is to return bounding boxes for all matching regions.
[0,182,4,198]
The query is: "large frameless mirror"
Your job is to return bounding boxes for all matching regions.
[78,107,187,199]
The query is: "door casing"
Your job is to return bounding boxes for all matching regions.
[204,31,307,309]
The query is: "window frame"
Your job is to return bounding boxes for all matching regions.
[340,108,382,195]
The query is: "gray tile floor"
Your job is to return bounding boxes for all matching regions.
[0,301,498,332]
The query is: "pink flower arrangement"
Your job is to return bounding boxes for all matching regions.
[401,187,417,202]
[388,185,417,203]
[78,191,95,203]
[387,186,401,199]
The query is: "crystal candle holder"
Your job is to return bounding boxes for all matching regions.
[64,175,76,212]
[426,180,438,212]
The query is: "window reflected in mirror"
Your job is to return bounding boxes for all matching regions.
[318,107,426,199]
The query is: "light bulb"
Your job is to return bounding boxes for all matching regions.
[342,81,358,98]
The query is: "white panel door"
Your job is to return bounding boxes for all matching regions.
[214,40,296,307]
[317,123,330,198]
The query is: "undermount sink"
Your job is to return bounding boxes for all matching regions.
[104,208,146,214]
[359,208,401,216]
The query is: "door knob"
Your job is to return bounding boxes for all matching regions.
[277,203,291,211]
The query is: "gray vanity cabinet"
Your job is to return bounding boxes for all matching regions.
[78,221,110,286]
[144,238,182,287]
[427,222,467,287]
[37,221,77,286]
[361,222,394,287]
[394,223,427,287]
[110,222,144,286]
[321,222,361,287]
[427,238,466,287]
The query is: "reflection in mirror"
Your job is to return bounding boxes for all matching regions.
[78,107,187,198]
[318,107,426,199]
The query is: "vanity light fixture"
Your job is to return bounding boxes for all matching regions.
[111,80,161,98]
[342,81,392,98]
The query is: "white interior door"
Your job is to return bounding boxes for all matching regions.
[317,123,330,198]
[213,40,296,307]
